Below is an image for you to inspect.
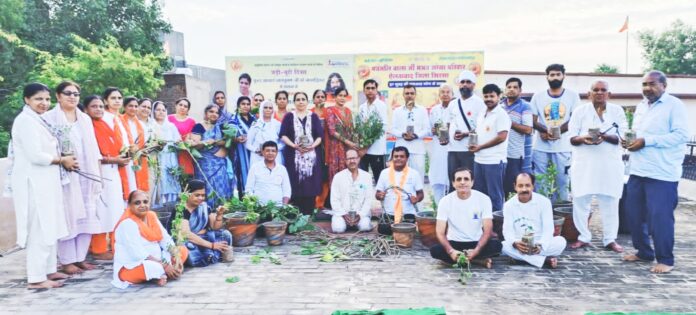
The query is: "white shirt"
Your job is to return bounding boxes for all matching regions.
[112,218,173,289]
[375,167,424,215]
[392,105,430,154]
[448,96,487,152]
[474,104,511,164]
[568,102,626,198]
[428,103,452,185]
[330,168,374,217]
[530,88,581,153]
[502,193,554,250]
[245,118,283,166]
[359,99,388,155]
[245,161,291,205]
[436,190,493,242]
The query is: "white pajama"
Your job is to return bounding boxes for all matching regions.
[331,215,372,233]
[573,194,619,246]
[408,153,426,184]
[26,199,57,283]
[502,236,566,268]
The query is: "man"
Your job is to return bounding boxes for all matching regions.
[429,84,454,203]
[469,84,511,212]
[502,173,566,268]
[358,79,388,180]
[501,78,533,198]
[245,141,291,205]
[429,168,502,268]
[375,146,424,231]
[568,80,626,252]
[530,64,580,202]
[231,73,253,112]
[392,85,430,182]
[448,70,487,185]
[623,71,690,273]
[330,149,374,233]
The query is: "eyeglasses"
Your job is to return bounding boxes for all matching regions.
[132,199,149,205]
[254,98,264,102]
[263,106,273,110]
[61,91,80,97]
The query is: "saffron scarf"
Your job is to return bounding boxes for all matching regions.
[111,208,163,251]
[120,115,149,191]
[388,165,410,223]
[93,117,130,200]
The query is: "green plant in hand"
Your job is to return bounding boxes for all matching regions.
[453,254,472,285]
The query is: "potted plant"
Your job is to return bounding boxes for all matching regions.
[624,108,636,147]
[416,195,438,247]
[262,219,288,246]
[223,195,261,247]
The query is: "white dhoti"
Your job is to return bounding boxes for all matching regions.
[573,194,619,246]
[502,236,566,268]
[331,214,372,233]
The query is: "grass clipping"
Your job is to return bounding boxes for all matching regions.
[295,230,401,262]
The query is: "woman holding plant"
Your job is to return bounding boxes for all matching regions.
[120,96,150,192]
[325,87,358,187]
[152,101,182,205]
[280,92,324,214]
[190,105,234,209]
[229,96,256,197]
[43,81,103,275]
[168,98,196,177]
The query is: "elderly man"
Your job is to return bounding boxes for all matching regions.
[429,84,454,203]
[502,173,566,268]
[392,85,430,183]
[429,168,502,268]
[623,71,690,273]
[330,149,374,233]
[530,64,581,202]
[568,80,627,251]
[358,79,388,180]
[469,84,511,212]
[448,70,487,185]
[375,146,424,233]
[502,78,533,197]
[245,141,291,205]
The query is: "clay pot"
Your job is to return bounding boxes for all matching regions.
[415,211,438,247]
[553,206,591,243]
[391,223,417,248]
[223,212,248,230]
[263,221,288,246]
[553,215,565,237]
[492,210,504,241]
[224,212,258,247]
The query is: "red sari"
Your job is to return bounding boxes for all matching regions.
[325,105,353,185]
[168,115,196,175]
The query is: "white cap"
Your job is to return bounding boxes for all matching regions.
[457,70,477,83]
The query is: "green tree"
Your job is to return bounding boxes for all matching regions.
[639,19,696,74]
[594,63,619,74]
[0,0,25,34]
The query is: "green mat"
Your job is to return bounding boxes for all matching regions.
[332,307,446,315]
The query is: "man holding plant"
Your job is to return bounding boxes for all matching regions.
[358,79,388,179]
[392,85,430,183]
[245,141,291,205]
[330,149,374,233]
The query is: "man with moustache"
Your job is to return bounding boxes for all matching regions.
[623,71,690,274]
[429,168,502,268]
[447,70,487,185]
[501,78,533,198]
[568,80,626,252]
[469,84,511,212]
[330,149,374,233]
[375,146,424,234]
[502,173,566,268]
[530,64,580,202]
[429,84,454,203]
[392,85,430,183]
[358,79,388,180]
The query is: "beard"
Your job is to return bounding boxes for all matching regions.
[548,79,563,89]
[459,87,473,99]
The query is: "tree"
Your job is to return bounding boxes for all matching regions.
[639,19,696,75]
[0,0,25,34]
[594,63,619,74]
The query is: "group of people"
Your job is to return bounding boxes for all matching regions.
[8,65,689,289]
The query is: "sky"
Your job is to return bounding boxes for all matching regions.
[162,0,696,74]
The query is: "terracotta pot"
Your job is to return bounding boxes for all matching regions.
[391,223,417,248]
[263,221,288,246]
[229,222,258,247]
[223,212,248,230]
[415,211,438,247]
[492,210,504,241]
[553,215,565,237]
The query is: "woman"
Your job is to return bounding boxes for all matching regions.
[121,97,150,192]
[43,81,102,275]
[274,90,289,122]
[326,87,358,187]
[229,96,256,197]
[11,83,77,289]
[212,91,232,124]
[190,105,234,209]
[103,88,137,193]
[111,190,187,289]
[181,180,233,267]
[168,98,196,177]
[279,92,323,214]
[86,95,131,261]
[311,89,330,209]
[152,101,182,205]
[137,98,156,142]
[246,100,282,166]
[251,93,265,117]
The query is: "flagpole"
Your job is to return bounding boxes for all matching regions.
[625,16,629,74]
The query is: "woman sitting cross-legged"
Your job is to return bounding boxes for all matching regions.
[181,179,234,267]
[111,190,188,289]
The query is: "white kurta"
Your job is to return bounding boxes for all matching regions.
[358,99,388,155]
[448,96,487,152]
[104,111,137,194]
[245,118,283,166]
[330,169,374,232]
[11,106,68,247]
[428,103,451,186]
[112,217,174,289]
[568,102,627,198]
[392,105,431,154]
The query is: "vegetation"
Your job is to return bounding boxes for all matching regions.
[594,63,619,74]
[639,19,696,74]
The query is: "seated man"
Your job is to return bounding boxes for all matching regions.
[112,190,188,289]
[181,179,234,267]
[430,168,502,268]
[375,146,424,234]
[330,149,374,233]
[245,141,291,205]
[502,172,566,268]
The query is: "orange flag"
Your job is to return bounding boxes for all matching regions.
[619,16,629,33]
